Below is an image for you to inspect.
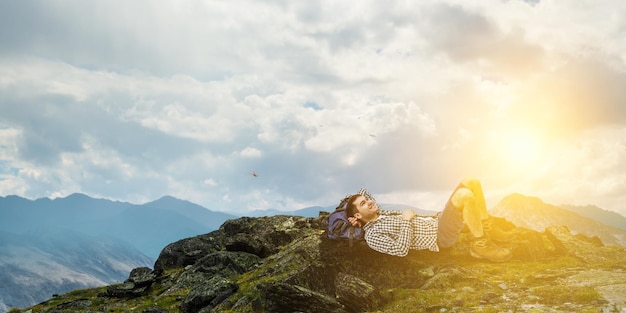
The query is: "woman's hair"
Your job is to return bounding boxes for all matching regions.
[343,194,361,218]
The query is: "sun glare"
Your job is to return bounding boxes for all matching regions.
[504,130,542,165]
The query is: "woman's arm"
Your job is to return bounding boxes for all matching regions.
[364,218,413,257]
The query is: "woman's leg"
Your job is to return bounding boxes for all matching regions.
[450,178,487,238]
[438,179,485,247]
[449,178,512,262]
[460,177,489,218]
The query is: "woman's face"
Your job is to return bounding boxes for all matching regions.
[351,195,379,221]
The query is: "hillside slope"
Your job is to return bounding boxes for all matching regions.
[0,194,237,258]
[559,204,626,231]
[0,194,237,313]
[491,193,626,246]
[0,228,152,312]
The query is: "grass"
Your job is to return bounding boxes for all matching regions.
[375,256,602,312]
[19,268,189,313]
[531,285,601,305]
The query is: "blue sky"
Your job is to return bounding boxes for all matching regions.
[1,0,626,215]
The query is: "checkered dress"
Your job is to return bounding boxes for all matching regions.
[358,188,439,256]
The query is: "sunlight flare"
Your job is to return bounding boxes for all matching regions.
[504,129,542,165]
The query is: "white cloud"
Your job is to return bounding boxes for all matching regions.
[240,147,262,158]
[203,179,218,187]
[1,0,626,216]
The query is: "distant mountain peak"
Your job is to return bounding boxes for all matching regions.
[144,195,204,209]
[154,195,180,201]
[65,192,92,199]
[559,203,626,231]
[491,193,626,247]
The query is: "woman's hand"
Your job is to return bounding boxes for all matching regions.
[348,216,362,227]
[401,209,416,221]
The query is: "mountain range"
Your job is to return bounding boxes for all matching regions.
[0,228,152,312]
[0,194,238,258]
[490,193,626,246]
[558,203,626,231]
[0,194,237,312]
[1,192,625,312]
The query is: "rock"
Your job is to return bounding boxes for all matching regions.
[259,281,347,313]
[104,266,156,298]
[546,225,617,264]
[105,281,148,298]
[452,297,465,307]
[128,267,156,287]
[192,251,261,277]
[223,215,318,258]
[334,273,376,312]
[46,299,92,311]
[419,266,436,278]
[153,234,226,275]
[421,267,466,290]
[154,215,320,274]
[481,292,499,304]
[180,276,238,313]
[167,251,260,294]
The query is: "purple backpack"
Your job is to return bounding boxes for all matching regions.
[327,188,376,245]
[327,202,364,244]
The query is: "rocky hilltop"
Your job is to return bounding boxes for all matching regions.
[12,213,626,313]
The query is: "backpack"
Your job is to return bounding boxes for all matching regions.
[327,201,364,244]
[326,188,377,245]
